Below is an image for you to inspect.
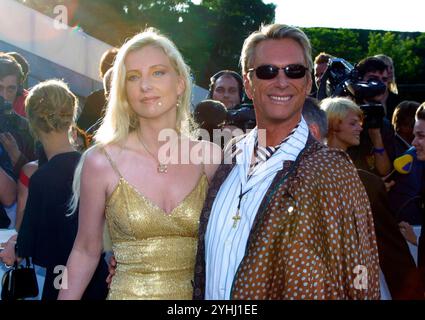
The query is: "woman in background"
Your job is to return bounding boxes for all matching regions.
[1,79,108,300]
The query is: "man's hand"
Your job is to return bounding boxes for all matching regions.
[367,128,384,147]
[106,254,117,288]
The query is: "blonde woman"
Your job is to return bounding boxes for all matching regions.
[0,79,109,300]
[321,97,363,150]
[58,29,220,300]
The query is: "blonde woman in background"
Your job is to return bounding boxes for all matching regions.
[58,28,220,300]
[0,79,109,300]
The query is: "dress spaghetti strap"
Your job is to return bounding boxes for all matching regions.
[102,148,123,179]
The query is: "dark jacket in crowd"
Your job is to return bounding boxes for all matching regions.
[17,151,108,300]
[358,169,424,299]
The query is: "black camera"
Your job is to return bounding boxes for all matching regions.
[194,100,256,132]
[0,96,17,133]
[0,96,13,114]
[317,58,387,128]
[226,103,256,131]
[0,96,31,135]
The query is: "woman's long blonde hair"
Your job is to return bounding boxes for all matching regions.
[69,28,193,214]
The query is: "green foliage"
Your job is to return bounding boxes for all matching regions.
[304,27,425,85]
[304,28,364,63]
[367,32,421,83]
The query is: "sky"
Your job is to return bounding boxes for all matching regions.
[263,0,424,32]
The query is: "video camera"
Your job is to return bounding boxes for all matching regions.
[317,58,387,128]
[226,103,256,131]
[0,96,30,135]
[194,100,256,132]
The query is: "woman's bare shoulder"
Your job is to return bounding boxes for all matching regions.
[189,139,222,182]
[83,144,121,174]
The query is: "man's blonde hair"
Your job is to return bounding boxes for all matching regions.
[240,24,313,76]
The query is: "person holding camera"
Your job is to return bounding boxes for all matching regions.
[313,52,333,96]
[0,53,36,177]
[208,70,244,110]
[6,51,30,118]
[347,57,395,177]
[207,70,256,132]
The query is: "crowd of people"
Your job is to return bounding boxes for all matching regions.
[0,23,424,300]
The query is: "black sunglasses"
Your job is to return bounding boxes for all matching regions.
[248,64,309,80]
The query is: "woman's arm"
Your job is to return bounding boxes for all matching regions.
[15,162,38,231]
[58,148,111,300]
[0,167,16,206]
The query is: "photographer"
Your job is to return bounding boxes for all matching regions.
[6,51,30,118]
[346,57,395,176]
[206,70,256,132]
[0,53,35,176]
[207,70,244,109]
[313,52,333,96]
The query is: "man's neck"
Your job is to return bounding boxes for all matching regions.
[256,117,301,146]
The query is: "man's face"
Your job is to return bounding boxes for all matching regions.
[314,62,328,87]
[362,69,389,103]
[412,119,425,161]
[212,75,241,109]
[0,75,19,103]
[244,38,312,129]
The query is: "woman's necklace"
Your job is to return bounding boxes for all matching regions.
[136,131,168,173]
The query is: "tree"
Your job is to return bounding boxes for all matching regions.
[367,32,421,84]
[304,28,364,64]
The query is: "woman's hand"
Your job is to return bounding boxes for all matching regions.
[106,254,117,288]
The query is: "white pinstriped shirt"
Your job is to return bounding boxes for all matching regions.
[204,117,309,300]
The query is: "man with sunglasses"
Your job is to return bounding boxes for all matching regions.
[193,24,380,300]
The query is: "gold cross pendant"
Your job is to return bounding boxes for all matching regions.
[232,210,241,228]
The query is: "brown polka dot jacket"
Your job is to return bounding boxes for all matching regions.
[193,134,380,300]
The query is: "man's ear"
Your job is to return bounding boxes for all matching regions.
[244,73,253,100]
[308,123,322,142]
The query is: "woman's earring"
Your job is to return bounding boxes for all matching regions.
[176,96,182,108]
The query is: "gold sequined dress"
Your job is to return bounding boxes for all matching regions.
[103,150,208,300]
